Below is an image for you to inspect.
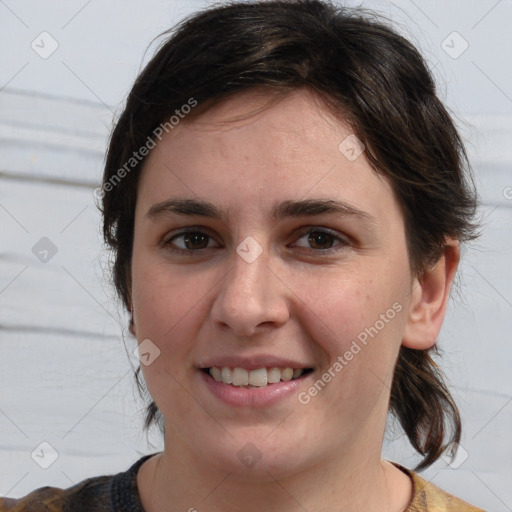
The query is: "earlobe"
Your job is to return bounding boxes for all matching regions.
[402,239,460,350]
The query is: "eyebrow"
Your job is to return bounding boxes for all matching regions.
[146,198,376,224]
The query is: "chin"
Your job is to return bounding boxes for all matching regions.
[194,431,310,481]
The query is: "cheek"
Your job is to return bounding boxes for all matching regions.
[130,252,215,383]
[291,264,405,346]
[130,258,211,411]
[292,269,408,424]
[288,261,409,411]
[132,254,205,333]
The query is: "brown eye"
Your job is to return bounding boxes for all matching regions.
[293,227,349,253]
[181,232,210,250]
[164,229,219,253]
[307,231,336,250]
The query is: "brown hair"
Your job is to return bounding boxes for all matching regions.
[100,0,479,470]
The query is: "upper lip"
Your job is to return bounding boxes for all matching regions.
[199,355,313,371]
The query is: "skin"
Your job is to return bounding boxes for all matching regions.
[129,88,460,512]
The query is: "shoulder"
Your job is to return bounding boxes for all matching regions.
[391,462,487,512]
[0,453,156,512]
[0,474,113,512]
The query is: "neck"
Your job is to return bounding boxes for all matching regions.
[137,432,410,512]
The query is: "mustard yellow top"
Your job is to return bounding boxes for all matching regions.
[0,455,486,511]
[393,462,486,511]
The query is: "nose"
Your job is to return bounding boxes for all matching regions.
[210,245,290,337]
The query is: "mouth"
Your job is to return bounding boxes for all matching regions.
[201,366,314,388]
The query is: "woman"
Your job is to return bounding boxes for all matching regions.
[0,0,485,510]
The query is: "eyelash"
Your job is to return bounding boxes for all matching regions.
[162,226,350,255]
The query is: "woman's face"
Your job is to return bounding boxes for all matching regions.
[131,89,416,476]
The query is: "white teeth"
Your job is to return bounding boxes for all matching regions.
[281,367,293,381]
[248,368,267,387]
[208,366,307,387]
[221,367,232,384]
[210,367,222,382]
[232,367,249,386]
[267,367,281,383]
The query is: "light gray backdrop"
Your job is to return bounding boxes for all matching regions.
[0,1,511,510]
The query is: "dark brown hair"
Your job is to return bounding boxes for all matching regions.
[100,0,479,471]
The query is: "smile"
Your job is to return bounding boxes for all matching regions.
[204,366,313,388]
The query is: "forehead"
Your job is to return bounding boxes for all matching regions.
[136,88,400,226]
[172,88,350,156]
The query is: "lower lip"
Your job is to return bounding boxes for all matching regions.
[199,370,310,408]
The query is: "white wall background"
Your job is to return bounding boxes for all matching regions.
[0,1,511,510]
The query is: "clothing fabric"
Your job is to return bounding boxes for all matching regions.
[0,454,486,511]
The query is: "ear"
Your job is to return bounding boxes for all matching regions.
[402,239,460,350]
